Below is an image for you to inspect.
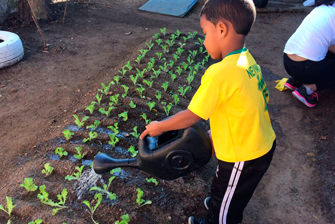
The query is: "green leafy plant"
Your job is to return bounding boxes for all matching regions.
[161,45,169,53]
[108,133,119,147]
[135,54,143,64]
[173,54,179,62]
[155,90,162,102]
[146,177,159,186]
[155,52,163,60]
[195,37,204,45]
[28,219,43,224]
[167,60,174,68]
[136,68,146,79]
[128,145,138,157]
[140,113,151,125]
[85,103,95,115]
[153,33,160,39]
[143,79,153,88]
[90,176,117,201]
[160,27,167,36]
[74,147,86,160]
[83,131,98,143]
[199,46,206,54]
[99,106,114,117]
[187,73,195,85]
[20,177,38,192]
[87,120,100,130]
[139,49,148,57]
[170,72,177,82]
[130,126,140,138]
[146,40,154,50]
[178,86,191,97]
[136,188,152,207]
[182,36,189,42]
[65,165,84,181]
[146,101,156,111]
[161,81,169,92]
[175,66,183,76]
[37,185,68,215]
[205,54,211,63]
[155,38,162,46]
[42,163,54,177]
[115,214,130,224]
[129,100,136,109]
[110,94,120,105]
[135,84,145,98]
[175,29,181,38]
[73,115,89,128]
[118,111,128,121]
[0,196,16,217]
[55,147,68,158]
[151,68,161,79]
[98,82,114,95]
[170,33,177,41]
[125,61,132,71]
[121,85,129,98]
[162,102,173,116]
[83,193,102,224]
[114,75,121,85]
[108,122,119,134]
[165,39,175,47]
[118,65,128,76]
[63,129,74,141]
[159,62,168,72]
[176,47,184,56]
[189,50,198,59]
[179,42,186,48]
[187,55,195,65]
[95,93,103,105]
[172,94,180,106]
[181,62,188,71]
[188,31,198,39]
[129,75,138,85]
[146,61,154,71]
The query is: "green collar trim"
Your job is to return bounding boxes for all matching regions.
[226,47,247,57]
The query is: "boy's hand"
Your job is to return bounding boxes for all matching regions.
[140,121,163,139]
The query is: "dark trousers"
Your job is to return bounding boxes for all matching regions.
[283,52,335,91]
[206,140,276,224]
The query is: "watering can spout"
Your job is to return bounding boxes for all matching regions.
[93,153,138,174]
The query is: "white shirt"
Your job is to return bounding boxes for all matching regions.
[284,3,335,61]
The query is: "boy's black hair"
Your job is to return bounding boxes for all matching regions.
[315,0,335,6]
[200,0,256,36]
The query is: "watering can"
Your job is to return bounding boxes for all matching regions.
[93,120,212,180]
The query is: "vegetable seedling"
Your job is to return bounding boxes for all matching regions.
[118,111,128,121]
[163,103,173,116]
[167,60,174,68]
[160,27,167,36]
[115,214,130,224]
[195,37,204,45]
[109,133,119,147]
[139,49,148,57]
[83,131,98,143]
[65,165,85,181]
[151,68,161,79]
[146,177,159,186]
[165,39,174,47]
[176,66,183,75]
[63,129,74,141]
[146,62,154,71]
[188,31,198,39]
[170,33,177,41]
[199,46,206,54]
[37,185,68,215]
[129,100,136,109]
[74,147,86,160]
[0,196,16,217]
[42,163,54,177]
[90,176,117,201]
[130,75,138,85]
[95,93,103,105]
[155,38,162,46]
[130,126,140,138]
[98,82,114,95]
[86,120,100,130]
[110,94,120,105]
[153,33,160,39]
[85,103,95,115]
[136,68,146,79]
[114,75,121,85]
[136,188,152,207]
[118,65,127,76]
[205,54,211,63]
[121,85,129,98]
[140,113,151,125]
[155,52,163,60]
[28,219,43,224]
[135,54,143,64]
[83,193,102,224]
[161,82,169,92]
[170,72,177,82]
[187,55,195,65]
[128,145,138,157]
[146,102,156,111]
[125,61,132,71]
[146,40,154,50]
[73,115,89,128]
[155,90,162,102]
[173,54,179,62]
[99,106,114,117]
[179,42,186,49]
[143,79,153,88]
[176,47,184,56]
[55,147,68,158]
[181,62,188,71]
[161,45,169,53]
[107,122,119,134]
[178,86,192,97]
[175,29,181,38]
[182,36,189,42]
[172,94,180,106]
[135,84,145,98]
[189,50,198,59]
[187,73,195,85]
[159,62,168,72]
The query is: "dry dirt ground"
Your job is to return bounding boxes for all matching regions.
[0,0,334,223]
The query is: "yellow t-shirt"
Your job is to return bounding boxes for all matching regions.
[188,47,276,162]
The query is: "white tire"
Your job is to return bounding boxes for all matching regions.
[0,31,24,69]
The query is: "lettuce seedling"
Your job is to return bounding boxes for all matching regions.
[170,72,177,82]
[95,93,103,105]
[110,94,120,105]
[114,75,121,85]
[86,120,100,130]
[118,65,127,76]
[115,214,130,224]
[63,129,74,141]
[130,126,140,138]
[143,79,153,88]
[135,54,143,64]
[136,188,152,207]
[151,68,161,79]
[165,39,174,47]
[205,54,211,63]
[37,185,68,215]
[181,62,188,71]
[163,103,173,116]
[170,33,176,41]
[128,145,138,157]
[195,37,204,45]
[83,131,98,143]
[146,62,154,71]
[98,82,114,95]
[153,33,160,39]
[175,29,181,38]
[85,103,95,115]
[176,66,183,76]
[179,42,186,49]
[55,147,68,158]
[173,54,179,62]
[146,102,156,111]
[136,68,146,79]
[176,47,184,56]
[65,165,84,181]
[160,27,166,36]
[155,39,162,46]
[187,55,195,65]
[129,101,136,109]
[107,122,119,134]
[172,94,180,106]
[189,50,198,59]
[90,178,117,201]
[146,40,154,50]
[155,52,163,60]
[139,49,148,57]
[187,73,195,85]
[129,75,138,85]
[188,31,198,39]
[199,46,206,54]
[83,193,102,224]
[0,196,16,217]
[140,113,151,125]
[146,177,159,186]
[110,167,121,175]
[135,85,145,98]
[182,36,189,42]
[125,61,132,71]
[159,62,168,72]
[73,115,89,128]
[161,45,169,53]
[167,60,174,68]
[118,111,128,121]
[155,90,162,102]
[42,163,54,177]
[109,133,119,147]
[161,82,169,92]
[99,106,114,117]
[74,147,86,160]
[28,219,43,224]
[178,86,192,98]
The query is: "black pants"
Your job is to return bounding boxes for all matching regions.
[283,52,335,91]
[206,140,276,224]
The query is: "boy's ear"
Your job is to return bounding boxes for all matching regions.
[217,21,228,38]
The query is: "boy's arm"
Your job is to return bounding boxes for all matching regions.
[329,45,335,54]
[139,109,201,139]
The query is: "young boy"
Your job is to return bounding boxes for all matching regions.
[140,0,276,223]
